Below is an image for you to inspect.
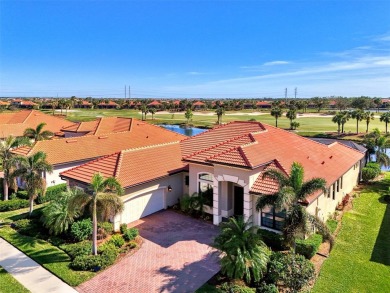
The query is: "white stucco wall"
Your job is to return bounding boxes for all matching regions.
[44,160,92,187]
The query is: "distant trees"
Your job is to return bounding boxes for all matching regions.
[148,107,156,120]
[312,97,329,112]
[184,108,193,125]
[215,107,225,125]
[351,96,372,110]
[363,111,375,133]
[140,104,148,121]
[335,97,350,111]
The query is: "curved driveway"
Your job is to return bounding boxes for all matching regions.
[77,210,220,293]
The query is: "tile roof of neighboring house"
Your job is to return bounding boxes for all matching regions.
[12,119,186,165]
[0,110,75,138]
[256,101,271,106]
[329,100,336,106]
[147,100,162,106]
[80,101,93,105]
[60,142,186,188]
[193,101,206,106]
[61,117,134,135]
[0,101,10,106]
[98,101,118,106]
[21,101,37,106]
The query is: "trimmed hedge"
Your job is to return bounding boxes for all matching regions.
[296,234,323,259]
[70,243,119,271]
[108,234,125,248]
[0,198,29,212]
[36,183,67,204]
[12,218,41,237]
[60,241,92,260]
[257,229,285,251]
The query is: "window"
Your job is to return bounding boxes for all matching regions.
[336,179,339,192]
[341,176,343,189]
[261,206,285,231]
[185,176,189,186]
[327,187,331,198]
[198,173,213,206]
[332,183,336,200]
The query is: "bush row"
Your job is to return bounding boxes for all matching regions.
[120,224,139,241]
[70,243,119,271]
[296,234,323,259]
[257,229,285,251]
[36,183,67,204]
[0,198,29,212]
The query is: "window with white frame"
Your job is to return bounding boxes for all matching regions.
[198,173,213,206]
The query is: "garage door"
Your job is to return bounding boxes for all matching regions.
[123,189,165,223]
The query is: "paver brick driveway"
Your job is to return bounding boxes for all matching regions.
[77,210,220,293]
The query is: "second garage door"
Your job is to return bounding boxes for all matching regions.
[123,189,165,224]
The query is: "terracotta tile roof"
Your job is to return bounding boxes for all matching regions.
[61,117,134,135]
[0,101,10,106]
[193,101,206,106]
[81,101,92,105]
[147,100,162,106]
[0,110,75,138]
[12,119,186,165]
[182,121,364,203]
[98,101,118,106]
[256,101,271,106]
[250,161,287,195]
[60,142,186,188]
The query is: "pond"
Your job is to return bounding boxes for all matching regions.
[159,124,207,136]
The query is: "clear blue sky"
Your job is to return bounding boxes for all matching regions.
[1,0,389,98]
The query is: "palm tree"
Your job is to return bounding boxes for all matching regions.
[41,188,82,235]
[380,112,390,134]
[340,111,350,133]
[213,216,269,283]
[270,107,283,127]
[148,107,156,120]
[24,122,53,141]
[0,136,30,200]
[256,162,333,251]
[11,151,53,215]
[140,104,147,121]
[332,112,343,134]
[184,108,193,125]
[351,110,364,134]
[215,107,225,125]
[363,129,390,167]
[286,108,297,129]
[69,173,124,255]
[363,111,375,133]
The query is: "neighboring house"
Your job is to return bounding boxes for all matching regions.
[12,119,186,187]
[256,101,272,109]
[75,101,93,109]
[0,110,75,139]
[192,101,206,110]
[97,101,119,109]
[147,100,162,108]
[11,99,38,109]
[61,117,133,138]
[60,121,365,231]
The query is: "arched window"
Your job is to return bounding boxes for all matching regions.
[198,173,213,206]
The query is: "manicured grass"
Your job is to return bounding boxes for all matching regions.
[59,108,388,134]
[0,266,30,293]
[313,175,390,293]
[0,204,45,225]
[0,226,95,286]
[326,219,338,234]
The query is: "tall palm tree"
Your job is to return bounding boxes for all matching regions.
[332,112,343,134]
[148,107,156,120]
[340,111,350,133]
[0,136,30,200]
[256,162,333,251]
[11,151,53,215]
[215,107,225,125]
[286,108,297,129]
[41,188,82,235]
[380,112,390,134]
[363,129,390,167]
[140,104,148,121]
[24,122,54,141]
[271,107,283,127]
[213,216,269,283]
[351,110,365,134]
[363,111,375,133]
[69,173,124,255]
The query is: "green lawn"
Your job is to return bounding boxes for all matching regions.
[54,108,388,135]
[0,266,30,293]
[0,204,45,225]
[313,175,390,293]
[0,226,95,286]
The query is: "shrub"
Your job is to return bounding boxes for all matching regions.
[267,252,315,293]
[0,198,29,212]
[108,234,125,248]
[255,282,279,293]
[70,219,93,242]
[366,162,381,173]
[36,183,67,204]
[15,190,29,200]
[257,229,285,251]
[123,228,139,241]
[60,241,92,260]
[120,223,128,234]
[119,240,137,254]
[98,222,114,235]
[220,282,255,293]
[362,167,378,183]
[296,234,323,259]
[70,243,119,271]
[179,195,192,213]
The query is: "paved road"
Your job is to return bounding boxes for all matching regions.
[0,238,78,293]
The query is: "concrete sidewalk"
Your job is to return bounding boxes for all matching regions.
[0,238,78,293]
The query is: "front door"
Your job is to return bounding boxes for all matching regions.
[234,186,244,216]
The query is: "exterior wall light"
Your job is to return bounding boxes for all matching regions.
[167,185,172,192]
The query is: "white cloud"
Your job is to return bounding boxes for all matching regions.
[263,60,290,66]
